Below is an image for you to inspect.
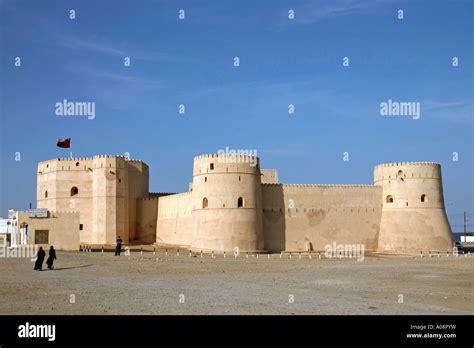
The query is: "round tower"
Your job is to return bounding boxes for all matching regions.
[374,162,453,252]
[190,153,264,252]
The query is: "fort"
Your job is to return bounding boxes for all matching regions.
[32,153,454,253]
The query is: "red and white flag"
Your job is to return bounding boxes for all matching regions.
[56,138,71,148]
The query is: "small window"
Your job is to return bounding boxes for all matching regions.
[118,178,121,183]
[46,164,49,168]
[44,190,48,198]
[421,194,427,202]
[397,170,404,181]
[76,162,79,166]
[386,195,394,203]
[210,163,214,170]
[34,230,49,244]
[71,186,79,196]
[237,197,244,208]
[79,224,83,231]
[239,176,241,181]
[202,197,208,208]
[205,177,207,182]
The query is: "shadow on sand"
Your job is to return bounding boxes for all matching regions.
[48,264,93,271]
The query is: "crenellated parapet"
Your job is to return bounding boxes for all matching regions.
[263,183,375,188]
[374,161,441,182]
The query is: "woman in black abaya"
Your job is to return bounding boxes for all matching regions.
[34,247,46,271]
[46,246,56,270]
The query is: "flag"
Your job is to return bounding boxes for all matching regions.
[57,138,71,148]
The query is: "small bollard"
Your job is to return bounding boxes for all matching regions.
[289,252,292,259]
[189,250,192,257]
[200,250,203,258]
[279,252,282,259]
[177,249,180,257]
[429,251,432,258]
[89,247,91,253]
[101,246,104,254]
[140,247,143,256]
[319,252,321,259]
[420,251,423,258]
[224,251,226,259]
[212,250,214,259]
[446,251,449,257]
[165,249,168,257]
[153,247,156,255]
[246,251,249,259]
[438,251,440,258]
[299,252,301,260]
[267,253,270,259]
[257,253,259,259]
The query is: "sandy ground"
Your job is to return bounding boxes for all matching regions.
[0,249,473,315]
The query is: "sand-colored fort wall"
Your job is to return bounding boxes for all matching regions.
[136,197,159,244]
[261,169,279,184]
[17,211,80,251]
[35,154,454,254]
[37,156,149,245]
[156,192,193,248]
[375,162,453,252]
[126,160,149,241]
[190,154,264,252]
[262,184,382,251]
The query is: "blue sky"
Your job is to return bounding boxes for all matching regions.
[1,0,473,231]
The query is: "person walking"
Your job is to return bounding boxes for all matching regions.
[115,236,123,256]
[46,246,56,270]
[34,246,46,271]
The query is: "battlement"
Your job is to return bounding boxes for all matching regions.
[141,193,177,200]
[39,155,148,165]
[49,211,81,215]
[194,153,259,161]
[158,191,191,199]
[263,183,375,188]
[375,161,440,168]
[149,192,177,196]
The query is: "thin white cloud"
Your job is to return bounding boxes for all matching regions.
[422,99,473,123]
[295,0,392,24]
